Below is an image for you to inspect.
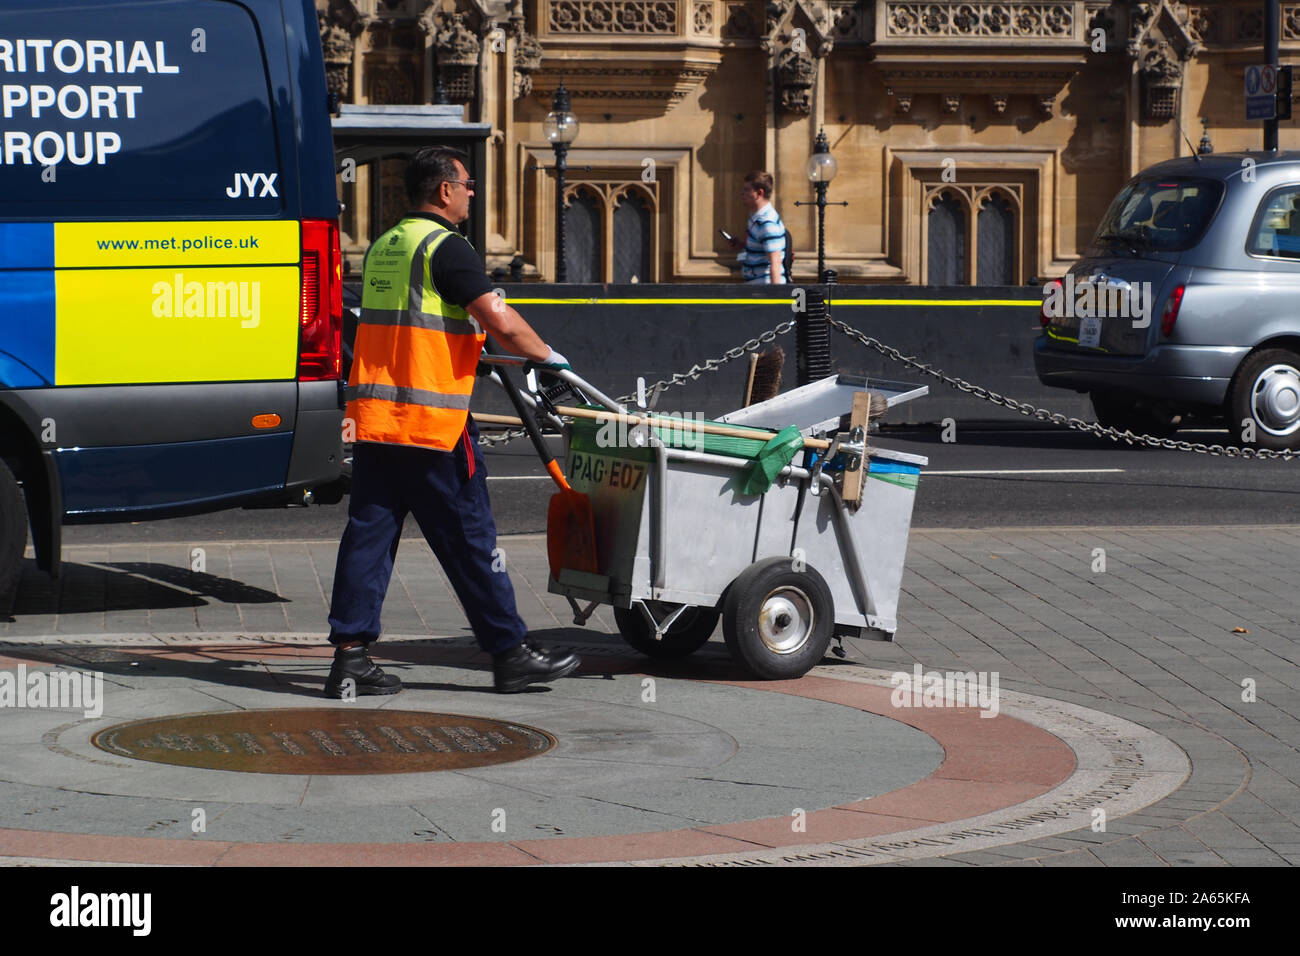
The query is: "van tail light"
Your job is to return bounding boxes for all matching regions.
[1040,278,1061,327]
[1161,284,1185,337]
[299,219,343,381]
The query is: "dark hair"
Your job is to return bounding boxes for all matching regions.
[405,146,470,205]
[744,170,774,199]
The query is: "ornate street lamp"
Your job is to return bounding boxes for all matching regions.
[544,82,579,281]
[794,128,848,281]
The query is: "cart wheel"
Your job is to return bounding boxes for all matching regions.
[722,557,834,680]
[613,603,720,659]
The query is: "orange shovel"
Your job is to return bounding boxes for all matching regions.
[494,363,599,578]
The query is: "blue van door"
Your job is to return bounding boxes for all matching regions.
[0,0,342,585]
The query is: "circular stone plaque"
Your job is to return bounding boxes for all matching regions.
[91,709,555,775]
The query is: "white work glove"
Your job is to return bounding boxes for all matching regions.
[533,348,570,371]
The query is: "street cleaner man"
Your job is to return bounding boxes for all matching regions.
[324,146,580,697]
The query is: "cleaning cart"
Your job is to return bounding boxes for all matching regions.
[480,356,929,681]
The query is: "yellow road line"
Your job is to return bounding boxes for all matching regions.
[506,298,1040,307]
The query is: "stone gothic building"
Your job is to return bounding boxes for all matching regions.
[317,1,1300,284]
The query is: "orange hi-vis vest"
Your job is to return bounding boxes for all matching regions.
[346,217,486,450]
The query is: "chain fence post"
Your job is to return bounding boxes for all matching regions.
[797,287,832,386]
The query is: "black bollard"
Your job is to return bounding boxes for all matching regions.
[797,286,832,386]
[821,268,838,311]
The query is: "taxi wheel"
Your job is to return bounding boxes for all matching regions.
[1227,349,1300,451]
[1090,390,1182,439]
[0,459,26,601]
[614,603,720,659]
[722,557,834,680]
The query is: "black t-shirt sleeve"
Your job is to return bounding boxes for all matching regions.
[428,232,493,309]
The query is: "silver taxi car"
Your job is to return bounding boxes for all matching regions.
[1035,151,1300,450]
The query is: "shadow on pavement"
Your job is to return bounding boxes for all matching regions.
[0,623,778,698]
[0,645,302,699]
[2,560,286,620]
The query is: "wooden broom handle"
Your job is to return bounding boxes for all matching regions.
[474,408,833,451]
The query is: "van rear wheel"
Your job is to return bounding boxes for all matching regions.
[0,460,26,600]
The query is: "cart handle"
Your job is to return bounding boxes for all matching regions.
[478,353,529,367]
[478,353,626,414]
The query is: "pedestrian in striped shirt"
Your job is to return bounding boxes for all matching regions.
[727,170,787,284]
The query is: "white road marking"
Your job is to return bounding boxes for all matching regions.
[489,469,1127,478]
[924,468,1125,476]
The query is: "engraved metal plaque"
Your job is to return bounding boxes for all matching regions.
[92,709,555,774]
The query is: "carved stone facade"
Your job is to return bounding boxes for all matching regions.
[321,1,1300,283]
[764,1,837,115]
[547,0,679,33]
[1129,1,1202,120]
[883,2,1076,38]
[430,11,481,103]
[319,0,368,99]
[512,28,544,97]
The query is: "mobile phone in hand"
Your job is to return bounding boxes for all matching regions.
[719,229,733,242]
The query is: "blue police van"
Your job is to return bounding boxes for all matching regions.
[0,0,344,596]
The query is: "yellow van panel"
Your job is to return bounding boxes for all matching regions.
[55,266,300,385]
[55,221,299,268]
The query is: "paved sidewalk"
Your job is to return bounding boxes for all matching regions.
[1,526,1298,865]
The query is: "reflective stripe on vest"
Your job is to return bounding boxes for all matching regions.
[347,217,486,450]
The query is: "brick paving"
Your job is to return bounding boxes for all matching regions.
[2,524,1298,865]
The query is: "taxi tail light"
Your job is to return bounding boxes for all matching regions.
[1161,284,1185,337]
[1040,278,1062,327]
[299,219,343,381]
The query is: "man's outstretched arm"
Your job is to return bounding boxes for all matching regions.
[466,292,552,362]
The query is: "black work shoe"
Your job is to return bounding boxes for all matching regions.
[492,640,580,693]
[324,645,402,698]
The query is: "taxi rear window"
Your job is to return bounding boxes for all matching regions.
[0,0,281,219]
[1247,185,1300,258]
[1092,177,1223,253]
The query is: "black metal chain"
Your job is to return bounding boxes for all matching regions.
[827,316,1298,460]
[480,312,1294,458]
[477,319,797,445]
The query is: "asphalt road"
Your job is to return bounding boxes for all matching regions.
[60,420,1300,547]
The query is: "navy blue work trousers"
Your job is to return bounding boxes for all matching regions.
[327,420,527,655]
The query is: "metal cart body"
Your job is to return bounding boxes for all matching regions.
[539,371,928,674]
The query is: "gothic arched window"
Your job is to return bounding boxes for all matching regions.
[612,189,653,282]
[564,188,602,284]
[977,191,1016,285]
[555,176,662,282]
[927,192,966,285]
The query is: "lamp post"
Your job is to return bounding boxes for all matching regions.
[1267,0,1280,151]
[544,82,579,281]
[794,128,848,282]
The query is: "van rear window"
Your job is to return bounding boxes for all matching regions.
[0,0,281,219]
[1092,177,1223,253]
